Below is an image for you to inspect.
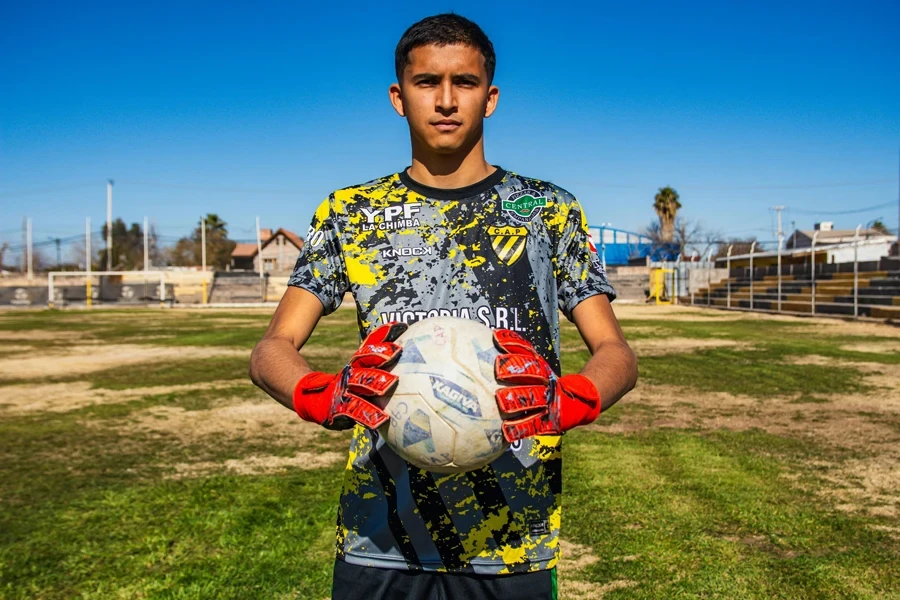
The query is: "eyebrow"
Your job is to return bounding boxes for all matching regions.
[410,72,482,85]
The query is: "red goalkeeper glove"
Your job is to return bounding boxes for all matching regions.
[493,329,601,442]
[292,323,407,430]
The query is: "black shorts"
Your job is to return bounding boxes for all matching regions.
[331,559,557,600]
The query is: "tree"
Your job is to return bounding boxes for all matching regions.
[167,214,236,270]
[871,219,891,235]
[97,219,157,270]
[653,186,682,243]
[643,217,712,259]
[714,236,757,259]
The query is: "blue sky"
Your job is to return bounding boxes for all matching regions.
[1,0,898,260]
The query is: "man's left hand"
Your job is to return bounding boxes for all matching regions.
[493,329,601,442]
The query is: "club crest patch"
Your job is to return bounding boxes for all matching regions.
[588,239,604,273]
[501,189,547,224]
[487,225,528,266]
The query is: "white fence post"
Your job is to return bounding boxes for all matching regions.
[726,245,733,308]
[777,235,783,312]
[811,231,818,315]
[674,253,682,305]
[853,224,861,318]
[749,241,756,310]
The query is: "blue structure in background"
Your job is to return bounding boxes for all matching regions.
[588,226,654,266]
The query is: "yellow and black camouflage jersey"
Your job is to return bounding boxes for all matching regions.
[288,167,615,575]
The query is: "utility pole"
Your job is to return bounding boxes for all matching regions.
[106,179,114,271]
[26,218,33,281]
[256,217,264,301]
[86,218,92,308]
[771,205,785,312]
[144,216,150,272]
[54,238,61,267]
[21,216,26,274]
[200,215,207,272]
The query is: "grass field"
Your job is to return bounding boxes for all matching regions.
[1,305,899,599]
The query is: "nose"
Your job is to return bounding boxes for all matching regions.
[436,79,456,114]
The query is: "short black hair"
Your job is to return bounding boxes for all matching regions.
[395,14,496,84]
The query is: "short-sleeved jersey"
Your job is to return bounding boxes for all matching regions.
[288,167,615,575]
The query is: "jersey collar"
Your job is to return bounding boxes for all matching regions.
[399,166,507,201]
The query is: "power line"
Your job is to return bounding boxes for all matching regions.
[787,200,897,216]
[0,182,99,198]
[570,178,896,191]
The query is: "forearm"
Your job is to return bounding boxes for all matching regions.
[249,336,315,410]
[578,340,637,412]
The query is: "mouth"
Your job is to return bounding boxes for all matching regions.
[431,120,461,132]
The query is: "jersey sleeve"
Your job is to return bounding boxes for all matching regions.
[555,195,616,320]
[287,196,349,315]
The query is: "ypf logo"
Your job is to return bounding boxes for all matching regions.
[501,189,547,224]
[360,203,422,232]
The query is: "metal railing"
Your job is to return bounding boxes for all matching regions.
[683,226,898,319]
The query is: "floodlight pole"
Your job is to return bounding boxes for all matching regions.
[106,180,114,271]
[705,248,713,306]
[86,217,92,308]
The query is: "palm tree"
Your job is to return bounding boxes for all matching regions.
[202,213,228,237]
[653,187,681,243]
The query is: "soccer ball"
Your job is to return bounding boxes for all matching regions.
[377,317,508,473]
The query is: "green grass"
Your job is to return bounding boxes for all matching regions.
[563,429,899,598]
[1,307,898,598]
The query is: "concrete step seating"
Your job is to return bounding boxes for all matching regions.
[693,259,900,319]
[207,271,268,304]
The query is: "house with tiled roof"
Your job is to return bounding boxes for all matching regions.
[231,228,304,273]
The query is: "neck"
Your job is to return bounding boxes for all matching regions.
[407,133,495,189]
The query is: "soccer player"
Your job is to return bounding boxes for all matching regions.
[250,13,637,599]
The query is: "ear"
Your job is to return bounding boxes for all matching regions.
[484,85,499,118]
[388,83,405,117]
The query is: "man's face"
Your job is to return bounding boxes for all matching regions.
[390,44,499,155]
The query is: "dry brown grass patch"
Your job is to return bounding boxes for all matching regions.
[0,380,257,415]
[0,343,249,380]
[169,451,344,479]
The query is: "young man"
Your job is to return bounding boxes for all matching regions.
[250,14,637,599]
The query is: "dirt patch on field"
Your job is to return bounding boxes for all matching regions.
[558,539,636,599]
[816,455,900,518]
[612,305,743,321]
[0,380,258,415]
[627,337,750,356]
[299,346,352,358]
[0,330,89,342]
[783,321,900,339]
[594,380,900,452]
[0,344,249,380]
[126,401,318,444]
[169,451,343,479]
[841,341,900,354]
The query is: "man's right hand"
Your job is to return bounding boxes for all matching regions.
[292,322,407,430]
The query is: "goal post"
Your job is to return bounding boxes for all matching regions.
[47,271,169,308]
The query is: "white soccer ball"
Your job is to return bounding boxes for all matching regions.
[377,317,508,473]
